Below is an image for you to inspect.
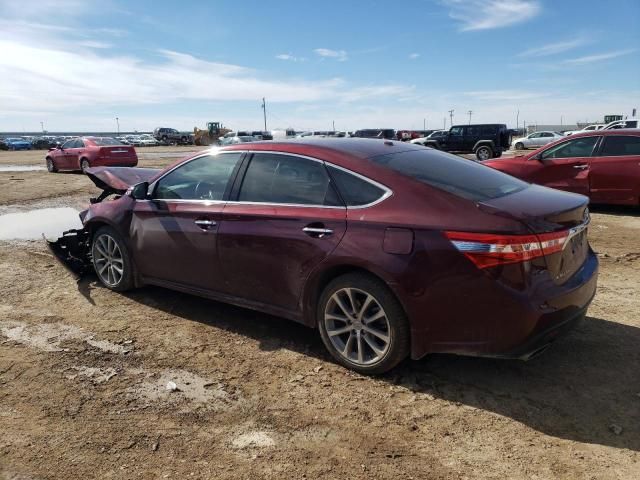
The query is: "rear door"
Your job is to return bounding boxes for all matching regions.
[589,134,640,204]
[130,151,244,291]
[526,136,600,196]
[217,152,347,315]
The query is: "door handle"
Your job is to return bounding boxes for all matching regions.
[573,165,589,170]
[302,226,333,238]
[195,219,216,229]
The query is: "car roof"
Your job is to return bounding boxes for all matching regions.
[563,128,640,138]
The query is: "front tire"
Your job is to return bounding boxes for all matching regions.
[46,157,58,173]
[475,145,493,161]
[91,226,135,291]
[318,273,410,375]
[515,142,524,150]
[80,158,90,173]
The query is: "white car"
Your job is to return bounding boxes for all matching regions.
[410,130,448,145]
[138,134,158,146]
[513,131,564,150]
[565,124,605,135]
[602,118,639,130]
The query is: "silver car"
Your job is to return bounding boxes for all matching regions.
[513,131,564,150]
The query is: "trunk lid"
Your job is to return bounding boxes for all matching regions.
[85,166,161,194]
[478,184,590,283]
[99,145,136,160]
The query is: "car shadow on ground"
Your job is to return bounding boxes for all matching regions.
[589,204,640,217]
[76,278,640,452]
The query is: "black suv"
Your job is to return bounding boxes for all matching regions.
[153,127,192,145]
[423,124,511,160]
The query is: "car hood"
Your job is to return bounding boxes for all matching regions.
[85,166,161,193]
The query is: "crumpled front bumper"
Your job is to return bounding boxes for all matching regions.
[45,228,91,277]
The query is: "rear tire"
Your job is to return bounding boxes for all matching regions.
[80,158,90,173]
[46,157,58,173]
[475,145,493,161]
[91,226,135,292]
[317,273,410,375]
[515,142,524,150]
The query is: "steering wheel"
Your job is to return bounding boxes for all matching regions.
[194,181,216,200]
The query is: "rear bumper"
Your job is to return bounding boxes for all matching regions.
[409,250,598,360]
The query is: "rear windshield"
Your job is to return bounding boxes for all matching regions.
[369,149,527,201]
[87,137,122,146]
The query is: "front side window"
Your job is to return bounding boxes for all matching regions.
[154,153,242,200]
[450,127,463,136]
[328,166,387,207]
[62,139,75,149]
[238,153,341,206]
[541,136,599,160]
[600,135,640,156]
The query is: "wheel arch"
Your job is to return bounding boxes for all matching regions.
[301,262,410,330]
[473,140,495,152]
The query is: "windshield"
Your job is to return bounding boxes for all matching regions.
[369,149,528,202]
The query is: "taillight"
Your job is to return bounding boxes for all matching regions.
[444,230,568,269]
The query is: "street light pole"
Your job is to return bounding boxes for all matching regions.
[261,98,267,131]
[516,109,520,132]
[40,121,44,133]
[116,117,120,136]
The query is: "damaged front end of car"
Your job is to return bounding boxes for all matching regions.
[46,166,160,277]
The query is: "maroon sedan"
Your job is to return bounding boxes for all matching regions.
[485,129,640,205]
[46,137,137,173]
[51,139,597,374]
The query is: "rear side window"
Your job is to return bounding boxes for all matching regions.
[369,149,527,201]
[155,153,242,200]
[541,136,599,159]
[90,137,121,146]
[600,136,640,156]
[327,166,387,207]
[238,153,342,206]
[481,126,497,136]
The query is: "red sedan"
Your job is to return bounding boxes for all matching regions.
[46,137,137,173]
[485,129,640,205]
[50,139,597,374]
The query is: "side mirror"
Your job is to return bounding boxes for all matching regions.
[56,142,63,149]
[129,181,149,200]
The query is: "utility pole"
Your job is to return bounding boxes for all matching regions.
[116,117,120,136]
[560,115,563,126]
[261,98,267,131]
[40,121,44,133]
[423,118,426,131]
[448,109,454,128]
[467,110,473,125]
[332,120,335,131]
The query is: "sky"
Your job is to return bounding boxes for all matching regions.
[1,0,639,132]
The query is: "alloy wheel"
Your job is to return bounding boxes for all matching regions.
[477,147,491,160]
[93,234,124,287]
[324,287,391,366]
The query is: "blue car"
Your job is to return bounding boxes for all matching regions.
[4,138,32,150]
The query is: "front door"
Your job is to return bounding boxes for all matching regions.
[217,152,347,316]
[442,126,464,151]
[589,134,640,204]
[130,151,244,291]
[524,135,599,196]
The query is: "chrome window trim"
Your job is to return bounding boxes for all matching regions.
[226,150,393,210]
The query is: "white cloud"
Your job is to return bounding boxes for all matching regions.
[314,48,348,61]
[463,90,550,101]
[275,53,304,62]
[563,49,636,65]
[518,37,588,57]
[409,53,420,59]
[443,0,540,31]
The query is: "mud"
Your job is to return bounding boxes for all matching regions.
[0,148,638,479]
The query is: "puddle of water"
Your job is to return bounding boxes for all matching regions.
[0,207,82,240]
[0,165,46,172]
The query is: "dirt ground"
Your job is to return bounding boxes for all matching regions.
[0,147,638,479]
